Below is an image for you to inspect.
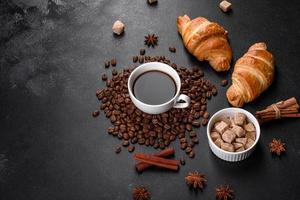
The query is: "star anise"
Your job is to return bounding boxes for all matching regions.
[144,34,158,47]
[269,138,286,156]
[185,171,206,190]
[216,185,234,200]
[132,186,150,200]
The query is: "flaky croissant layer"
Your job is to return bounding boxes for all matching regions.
[177,15,232,72]
[226,43,275,107]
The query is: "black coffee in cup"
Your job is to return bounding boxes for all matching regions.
[133,70,177,105]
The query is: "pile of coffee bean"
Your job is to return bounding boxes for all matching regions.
[96,53,217,158]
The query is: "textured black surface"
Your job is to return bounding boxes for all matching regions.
[0,0,300,199]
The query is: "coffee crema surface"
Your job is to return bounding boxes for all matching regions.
[133,70,176,105]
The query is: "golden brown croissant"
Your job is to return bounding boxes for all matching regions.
[226,43,275,107]
[177,15,232,72]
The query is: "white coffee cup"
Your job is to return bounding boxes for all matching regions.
[128,62,191,114]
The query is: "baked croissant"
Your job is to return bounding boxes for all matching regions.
[226,43,275,107]
[177,15,232,72]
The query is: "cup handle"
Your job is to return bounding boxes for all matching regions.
[173,94,191,109]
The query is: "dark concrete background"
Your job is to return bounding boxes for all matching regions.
[0,0,300,199]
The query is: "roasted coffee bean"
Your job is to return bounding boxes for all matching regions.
[203,112,210,119]
[138,56,144,63]
[180,142,188,150]
[117,133,123,139]
[101,74,108,81]
[104,61,110,68]
[110,115,116,123]
[131,137,138,144]
[185,147,192,154]
[221,79,228,86]
[180,138,187,143]
[112,69,118,76]
[111,58,117,66]
[188,151,195,158]
[128,146,135,153]
[122,140,130,147]
[107,127,114,134]
[138,138,145,145]
[186,124,192,131]
[212,87,218,96]
[180,157,186,165]
[192,120,201,127]
[202,118,208,126]
[140,49,146,55]
[115,146,121,154]
[169,47,176,53]
[189,131,197,138]
[92,110,100,117]
[192,137,199,144]
[133,56,138,63]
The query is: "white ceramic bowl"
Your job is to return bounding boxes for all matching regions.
[207,108,260,162]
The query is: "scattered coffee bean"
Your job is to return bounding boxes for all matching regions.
[221,79,228,86]
[188,151,195,158]
[169,47,176,53]
[212,87,218,96]
[192,137,199,144]
[111,58,117,66]
[202,119,208,126]
[203,112,210,119]
[102,74,108,81]
[180,142,188,150]
[192,120,201,127]
[185,147,192,154]
[180,157,186,165]
[133,56,138,63]
[122,140,130,147]
[138,56,144,63]
[92,110,100,117]
[189,131,197,138]
[112,69,118,76]
[128,146,135,153]
[115,146,121,154]
[104,61,110,68]
[140,49,146,55]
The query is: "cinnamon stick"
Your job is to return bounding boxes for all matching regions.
[256,97,300,123]
[135,148,175,173]
[134,154,179,171]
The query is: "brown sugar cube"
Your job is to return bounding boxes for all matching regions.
[234,113,246,126]
[214,121,229,134]
[235,137,247,146]
[222,129,236,143]
[219,0,232,13]
[214,138,224,148]
[219,116,232,126]
[246,132,256,141]
[221,142,235,152]
[233,142,244,150]
[231,125,246,137]
[112,20,125,35]
[245,138,255,149]
[244,122,256,132]
[210,131,221,141]
[236,147,245,152]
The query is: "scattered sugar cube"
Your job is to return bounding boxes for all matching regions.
[112,20,125,35]
[221,142,235,152]
[222,129,236,143]
[244,123,256,132]
[219,0,232,13]
[235,137,247,145]
[234,113,246,126]
[231,125,246,137]
[215,121,229,134]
